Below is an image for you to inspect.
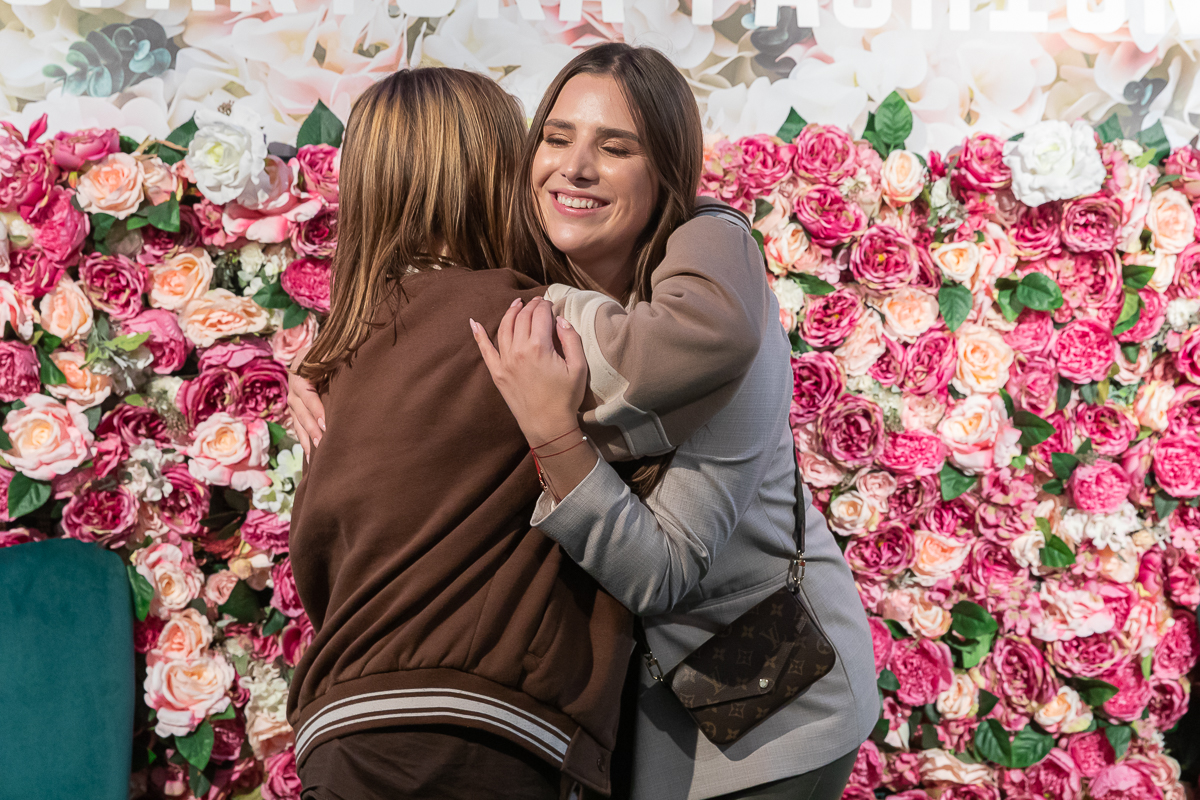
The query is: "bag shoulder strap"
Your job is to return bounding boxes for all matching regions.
[788,449,806,590]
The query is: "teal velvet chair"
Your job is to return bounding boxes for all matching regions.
[0,538,134,800]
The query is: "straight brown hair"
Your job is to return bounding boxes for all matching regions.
[300,68,526,391]
[509,43,704,306]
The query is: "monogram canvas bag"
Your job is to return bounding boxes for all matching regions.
[639,456,837,746]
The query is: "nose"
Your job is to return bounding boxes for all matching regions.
[561,142,599,184]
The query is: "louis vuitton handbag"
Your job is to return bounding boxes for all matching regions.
[638,456,836,746]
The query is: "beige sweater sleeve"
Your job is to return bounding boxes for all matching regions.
[547,199,771,460]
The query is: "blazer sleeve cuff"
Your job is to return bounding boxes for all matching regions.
[530,456,631,557]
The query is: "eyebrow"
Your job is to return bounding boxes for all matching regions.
[544,119,641,143]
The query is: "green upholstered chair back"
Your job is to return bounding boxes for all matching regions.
[0,538,134,800]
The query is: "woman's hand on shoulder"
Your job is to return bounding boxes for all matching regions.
[471,297,588,446]
[287,359,326,458]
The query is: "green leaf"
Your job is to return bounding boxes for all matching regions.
[1134,148,1158,168]
[1051,452,1081,480]
[1057,379,1073,412]
[999,387,1015,419]
[1105,724,1133,759]
[90,212,117,242]
[750,229,765,256]
[1076,437,1094,456]
[125,215,150,231]
[884,619,908,639]
[870,715,890,743]
[252,281,296,310]
[1155,492,1180,522]
[7,473,52,519]
[952,601,999,639]
[1013,409,1056,448]
[1095,114,1123,144]
[217,580,260,623]
[1035,517,1052,537]
[1043,478,1065,495]
[977,689,999,718]
[37,349,67,386]
[950,634,994,669]
[878,668,900,692]
[924,702,942,724]
[938,283,973,332]
[110,332,150,351]
[147,196,180,232]
[127,564,155,622]
[975,719,1013,766]
[188,764,211,798]
[261,607,288,637]
[1136,120,1170,166]
[118,134,140,154]
[1015,272,1064,311]
[920,723,942,749]
[162,116,198,165]
[296,99,344,148]
[1154,173,1182,191]
[267,421,290,449]
[793,274,835,296]
[1040,534,1076,568]
[776,108,806,144]
[210,704,236,721]
[1141,652,1153,680]
[124,394,146,407]
[35,332,63,354]
[1075,677,1120,706]
[1009,725,1055,768]
[996,286,1023,323]
[940,462,976,500]
[84,406,103,431]
[1008,132,1025,142]
[875,91,913,146]
[1010,454,1027,469]
[1122,264,1157,290]
[1079,381,1101,406]
[176,721,214,771]
[282,303,309,330]
[754,198,774,223]
[1112,290,1143,336]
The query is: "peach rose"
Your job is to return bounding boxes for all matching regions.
[974,223,1019,290]
[938,394,1021,475]
[856,470,898,511]
[1034,685,1092,734]
[45,350,112,408]
[38,277,93,344]
[1135,381,1175,432]
[2,394,93,480]
[764,222,814,275]
[1147,188,1196,254]
[148,608,213,666]
[876,286,940,343]
[269,312,317,366]
[828,490,878,536]
[910,592,953,638]
[902,393,946,432]
[881,149,927,206]
[228,541,274,591]
[140,156,179,207]
[76,152,145,220]
[936,672,979,720]
[930,241,981,284]
[180,289,270,348]
[952,324,1014,396]
[204,570,239,607]
[144,652,234,737]
[1099,543,1141,584]
[246,707,294,760]
[134,542,205,620]
[1124,249,1176,293]
[148,249,215,311]
[834,312,887,376]
[186,412,271,492]
[0,281,33,341]
[912,528,971,585]
[919,749,995,786]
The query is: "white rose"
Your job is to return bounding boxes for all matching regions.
[881,149,927,206]
[936,672,978,720]
[1166,298,1200,332]
[1146,188,1197,255]
[1002,120,1106,207]
[1009,528,1047,573]
[828,491,877,536]
[771,276,806,317]
[929,241,981,284]
[185,108,269,205]
[1080,501,1142,552]
[920,749,995,786]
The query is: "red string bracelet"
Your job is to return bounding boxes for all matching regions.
[529,427,580,451]
[533,435,589,459]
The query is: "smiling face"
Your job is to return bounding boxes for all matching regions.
[531,73,659,295]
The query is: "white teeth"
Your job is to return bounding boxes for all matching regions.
[556,194,603,209]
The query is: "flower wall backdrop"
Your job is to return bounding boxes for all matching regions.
[2,84,1200,800]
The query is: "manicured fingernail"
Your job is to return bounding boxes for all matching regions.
[319,418,326,431]
[558,316,572,330]
[469,318,478,333]
[511,298,522,307]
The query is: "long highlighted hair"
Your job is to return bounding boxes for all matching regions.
[300,68,527,392]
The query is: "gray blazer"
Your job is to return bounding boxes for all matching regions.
[532,298,879,800]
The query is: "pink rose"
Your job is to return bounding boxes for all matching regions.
[790,352,845,424]
[204,570,239,607]
[289,204,337,260]
[222,156,304,244]
[901,329,957,395]
[889,638,953,706]
[177,367,240,427]
[49,128,119,170]
[1154,434,1200,498]
[143,652,234,737]
[1120,288,1165,344]
[1099,658,1152,722]
[1090,764,1163,800]
[78,252,147,320]
[186,412,271,492]
[953,133,1012,193]
[817,394,885,468]
[1055,251,1124,326]
[850,226,919,292]
[1173,327,1200,384]
[292,143,340,205]
[1064,731,1116,778]
[261,749,302,800]
[791,124,857,186]
[134,542,205,620]
[884,752,923,792]
[1054,319,1117,383]
[280,257,331,314]
[868,336,905,387]
[1146,677,1189,731]
[700,139,753,214]
[1008,203,1062,259]
[886,475,939,522]
[1165,146,1200,199]
[141,157,180,207]
[1073,403,1137,456]
[961,539,1028,612]
[193,198,239,248]
[61,485,139,549]
[736,134,794,192]
[119,309,192,374]
[1004,310,1055,358]
[28,186,89,265]
[0,148,55,214]
[2,395,93,480]
[849,739,884,789]
[270,313,317,366]
[844,522,915,579]
[241,509,290,555]
[9,247,65,298]
[1069,460,1131,514]
[879,431,946,477]
[281,614,315,667]
[1006,356,1058,418]
[199,339,273,370]
[1172,241,1200,299]
[1060,193,1121,253]
[76,152,145,219]
[270,558,304,618]
[210,717,248,763]
[794,185,868,248]
[0,342,41,403]
[799,287,863,348]
[1153,610,1199,679]
[137,207,201,266]
[158,463,210,537]
[1165,547,1200,607]
[1000,749,1082,800]
[938,394,1021,475]
[869,616,894,677]
[237,356,289,421]
[977,636,1056,711]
